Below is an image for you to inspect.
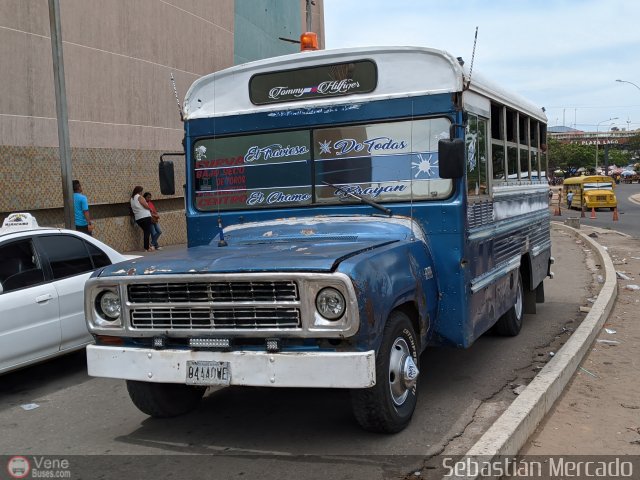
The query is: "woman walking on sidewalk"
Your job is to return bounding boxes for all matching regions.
[130,186,155,252]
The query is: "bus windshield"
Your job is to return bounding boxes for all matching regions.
[583,181,613,191]
[193,118,452,211]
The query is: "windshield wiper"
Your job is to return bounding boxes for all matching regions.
[322,181,392,216]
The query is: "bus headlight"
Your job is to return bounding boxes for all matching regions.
[95,290,122,324]
[315,287,346,320]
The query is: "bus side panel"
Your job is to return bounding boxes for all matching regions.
[465,192,551,340]
[427,232,470,348]
[527,218,552,291]
[467,283,496,342]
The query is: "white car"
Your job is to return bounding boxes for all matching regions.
[0,213,135,374]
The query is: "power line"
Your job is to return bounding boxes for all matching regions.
[547,104,640,109]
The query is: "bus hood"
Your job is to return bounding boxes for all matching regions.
[99,216,421,276]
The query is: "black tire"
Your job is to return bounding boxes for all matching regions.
[350,310,420,433]
[494,271,524,336]
[126,380,206,418]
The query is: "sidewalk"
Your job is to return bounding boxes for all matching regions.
[521,226,640,454]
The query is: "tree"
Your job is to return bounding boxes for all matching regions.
[548,136,634,174]
[548,137,595,172]
[624,133,640,163]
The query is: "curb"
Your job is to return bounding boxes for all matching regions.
[450,222,618,478]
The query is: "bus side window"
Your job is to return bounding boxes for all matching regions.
[466,114,489,197]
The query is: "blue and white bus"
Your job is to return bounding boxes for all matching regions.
[85,45,552,433]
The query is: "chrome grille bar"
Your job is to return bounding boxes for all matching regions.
[130,307,301,329]
[128,281,299,303]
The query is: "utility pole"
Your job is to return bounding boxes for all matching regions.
[48,0,74,229]
[306,0,313,31]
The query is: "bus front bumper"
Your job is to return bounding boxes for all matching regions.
[86,345,376,388]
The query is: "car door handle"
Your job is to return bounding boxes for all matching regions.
[35,293,54,303]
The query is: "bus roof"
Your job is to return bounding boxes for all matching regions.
[563,175,614,185]
[183,46,546,123]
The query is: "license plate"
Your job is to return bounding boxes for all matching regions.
[186,361,231,385]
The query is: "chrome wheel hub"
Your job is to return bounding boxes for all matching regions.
[402,355,419,390]
[389,337,419,406]
[515,279,523,320]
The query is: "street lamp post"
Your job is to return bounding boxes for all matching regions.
[595,117,618,172]
[615,79,639,135]
[616,79,640,92]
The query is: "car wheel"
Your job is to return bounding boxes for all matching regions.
[126,380,206,418]
[350,310,419,433]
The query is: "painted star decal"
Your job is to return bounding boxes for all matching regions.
[318,140,332,154]
[411,153,438,178]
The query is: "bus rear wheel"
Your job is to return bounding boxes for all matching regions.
[494,271,524,336]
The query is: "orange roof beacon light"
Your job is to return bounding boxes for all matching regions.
[300,32,318,51]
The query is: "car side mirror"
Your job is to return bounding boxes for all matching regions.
[438,138,465,179]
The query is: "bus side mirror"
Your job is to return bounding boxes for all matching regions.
[159,160,175,195]
[438,138,465,179]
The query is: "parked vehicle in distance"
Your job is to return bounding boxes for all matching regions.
[0,213,135,374]
[562,175,618,210]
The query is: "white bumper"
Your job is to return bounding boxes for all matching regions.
[86,345,376,388]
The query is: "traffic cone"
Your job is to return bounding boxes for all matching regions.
[613,207,619,221]
[590,207,596,219]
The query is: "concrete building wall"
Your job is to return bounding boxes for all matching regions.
[0,0,323,252]
[234,0,324,65]
[234,0,300,65]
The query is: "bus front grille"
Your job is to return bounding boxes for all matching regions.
[130,307,301,330]
[128,281,299,303]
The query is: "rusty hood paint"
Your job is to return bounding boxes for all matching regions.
[99,217,417,276]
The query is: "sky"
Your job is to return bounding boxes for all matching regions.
[323,0,640,132]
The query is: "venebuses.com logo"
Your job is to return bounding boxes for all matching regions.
[7,456,30,479]
[6,456,71,478]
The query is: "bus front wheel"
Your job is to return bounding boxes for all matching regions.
[126,380,206,418]
[350,310,420,433]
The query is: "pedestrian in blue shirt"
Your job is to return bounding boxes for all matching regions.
[73,179,93,236]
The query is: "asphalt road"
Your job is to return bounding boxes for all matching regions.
[563,182,640,238]
[0,228,593,480]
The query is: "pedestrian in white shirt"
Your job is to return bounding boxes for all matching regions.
[130,185,155,252]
